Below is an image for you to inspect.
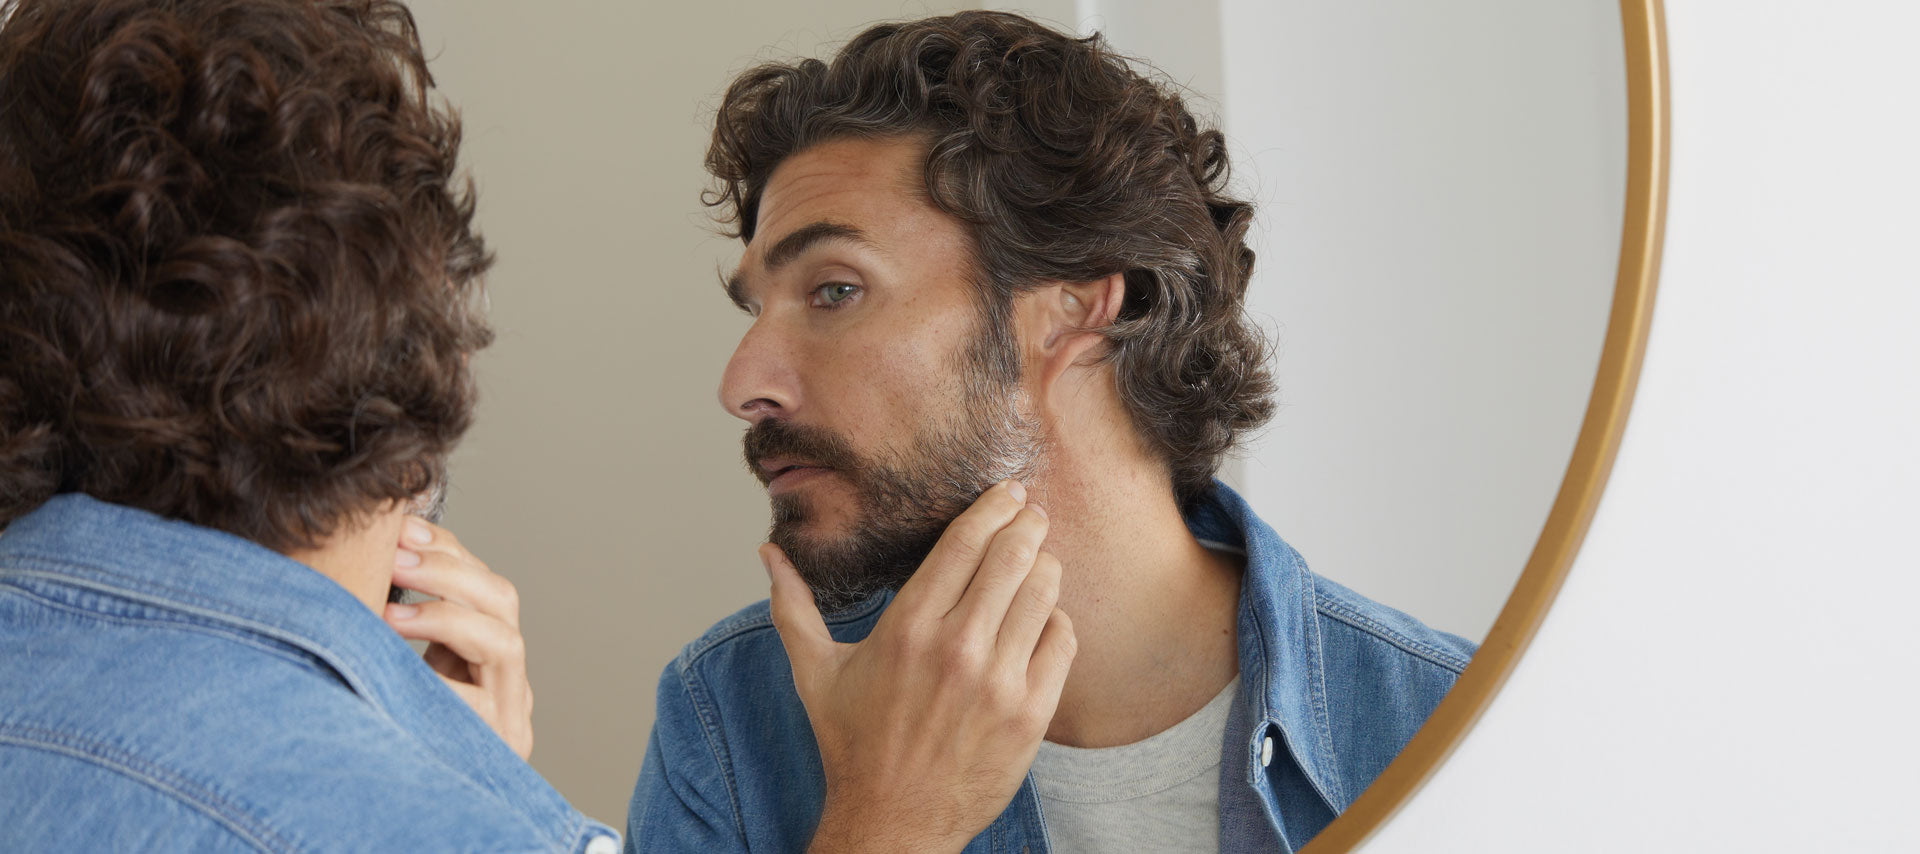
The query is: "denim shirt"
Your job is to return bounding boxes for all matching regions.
[627,482,1475,853]
[0,495,621,853]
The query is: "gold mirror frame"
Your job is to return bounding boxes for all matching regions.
[1299,1,1669,849]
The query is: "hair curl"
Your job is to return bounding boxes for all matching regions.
[0,0,491,552]
[707,11,1273,505]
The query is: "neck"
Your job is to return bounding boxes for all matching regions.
[282,504,405,614]
[1026,443,1243,748]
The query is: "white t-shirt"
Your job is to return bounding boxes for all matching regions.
[1030,676,1239,854]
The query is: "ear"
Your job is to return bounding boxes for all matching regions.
[1018,272,1126,399]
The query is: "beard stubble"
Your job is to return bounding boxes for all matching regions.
[742,318,1044,613]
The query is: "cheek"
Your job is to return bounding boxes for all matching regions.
[809,322,968,448]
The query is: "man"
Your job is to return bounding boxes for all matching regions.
[0,4,1040,849]
[629,11,1476,854]
[0,1,620,849]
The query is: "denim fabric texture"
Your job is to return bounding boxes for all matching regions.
[0,495,620,853]
[627,481,1475,853]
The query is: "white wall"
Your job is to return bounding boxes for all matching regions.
[1020,0,1625,640]
[1365,2,1920,850]
[1224,1,1625,641]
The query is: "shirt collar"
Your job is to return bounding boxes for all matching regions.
[0,494,613,848]
[1185,481,1348,812]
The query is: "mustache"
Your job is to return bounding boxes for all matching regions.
[742,419,866,485]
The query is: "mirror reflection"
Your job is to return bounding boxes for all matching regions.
[0,1,1623,851]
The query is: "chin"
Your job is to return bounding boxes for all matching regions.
[768,489,860,537]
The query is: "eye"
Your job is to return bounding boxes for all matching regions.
[810,282,861,309]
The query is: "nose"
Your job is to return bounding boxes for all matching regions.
[718,318,798,424]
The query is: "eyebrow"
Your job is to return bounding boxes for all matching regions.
[723,221,877,311]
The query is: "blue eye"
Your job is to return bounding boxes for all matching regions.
[813,283,860,308]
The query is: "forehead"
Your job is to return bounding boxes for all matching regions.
[741,135,960,269]
[754,136,926,236]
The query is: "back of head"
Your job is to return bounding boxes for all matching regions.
[0,0,490,552]
[707,10,1274,504]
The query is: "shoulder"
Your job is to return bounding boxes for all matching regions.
[1309,573,1477,675]
[652,593,888,735]
[677,598,783,666]
[634,595,886,853]
[669,593,889,680]
[0,613,552,852]
[1301,573,1476,792]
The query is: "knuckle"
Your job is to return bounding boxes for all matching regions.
[996,541,1037,573]
[432,525,464,552]
[1035,551,1062,577]
[502,630,528,661]
[943,522,991,561]
[985,671,1025,710]
[941,634,991,673]
[1004,709,1044,741]
[1025,575,1060,610]
[496,578,521,611]
[894,618,937,653]
[1023,597,1059,633]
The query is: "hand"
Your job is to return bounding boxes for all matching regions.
[383,518,535,760]
[765,479,1078,854]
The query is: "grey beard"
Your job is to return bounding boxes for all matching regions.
[767,388,1046,614]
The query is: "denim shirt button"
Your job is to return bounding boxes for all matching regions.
[583,835,619,854]
[1260,734,1275,768]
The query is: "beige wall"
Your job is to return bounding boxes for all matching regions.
[406,1,973,826]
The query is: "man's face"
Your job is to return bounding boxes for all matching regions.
[719,136,1042,612]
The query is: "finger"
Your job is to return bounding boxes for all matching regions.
[1026,608,1077,711]
[948,503,1050,636]
[891,479,1030,616]
[392,547,521,628]
[439,675,488,710]
[385,600,523,683]
[399,517,480,565]
[763,544,835,675]
[440,675,533,760]
[995,549,1062,665]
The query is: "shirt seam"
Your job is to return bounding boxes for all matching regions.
[0,555,301,633]
[1312,594,1472,673]
[0,723,292,852]
[2,583,332,676]
[674,659,749,847]
[5,572,571,849]
[0,564,389,713]
[1299,561,1348,807]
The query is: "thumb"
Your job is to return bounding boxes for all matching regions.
[762,543,835,673]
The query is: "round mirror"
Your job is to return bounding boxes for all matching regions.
[406,0,1663,846]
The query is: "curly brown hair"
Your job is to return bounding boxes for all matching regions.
[0,0,491,552]
[707,10,1273,505]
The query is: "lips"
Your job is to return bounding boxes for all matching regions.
[743,420,859,493]
[755,455,831,486]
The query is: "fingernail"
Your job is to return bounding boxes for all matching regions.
[1006,479,1027,503]
[404,519,432,545]
[759,545,777,580]
[387,603,419,620]
[1029,502,1047,520]
[395,549,422,568]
